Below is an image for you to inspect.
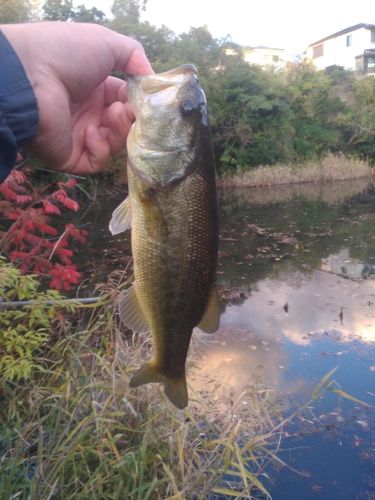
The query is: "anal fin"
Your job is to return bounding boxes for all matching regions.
[197,285,220,334]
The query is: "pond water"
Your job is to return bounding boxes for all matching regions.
[80,177,375,499]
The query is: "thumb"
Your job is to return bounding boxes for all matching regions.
[101,29,154,76]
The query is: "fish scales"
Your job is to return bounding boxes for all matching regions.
[130,171,217,374]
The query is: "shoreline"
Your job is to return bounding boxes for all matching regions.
[218,155,374,189]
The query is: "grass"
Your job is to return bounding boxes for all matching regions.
[0,271,286,500]
[1,267,372,498]
[220,154,374,188]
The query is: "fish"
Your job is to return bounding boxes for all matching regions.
[109,64,219,409]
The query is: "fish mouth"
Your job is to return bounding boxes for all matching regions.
[128,64,197,98]
[153,64,197,80]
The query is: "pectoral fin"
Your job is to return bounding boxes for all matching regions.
[117,284,149,333]
[130,361,188,409]
[197,286,220,334]
[109,197,131,235]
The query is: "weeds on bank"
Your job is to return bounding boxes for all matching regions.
[0,267,285,499]
[221,154,374,188]
[1,258,372,499]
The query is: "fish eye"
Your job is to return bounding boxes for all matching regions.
[179,99,196,117]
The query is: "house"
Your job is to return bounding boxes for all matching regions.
[305,23,375,74]
[242,46,286,69]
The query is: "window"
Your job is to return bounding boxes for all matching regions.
[367,57,375,73]
[272,55,280,62]
[313,44,323,58]
[346,34,352,47]
[371,29,375,43]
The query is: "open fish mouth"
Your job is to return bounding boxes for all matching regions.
[127,64,198,105]
[144,64,197,85]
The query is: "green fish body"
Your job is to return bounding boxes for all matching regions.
[110,65,219,408]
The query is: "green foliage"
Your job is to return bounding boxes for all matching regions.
[284,63,346,160]
[0,257,74,381]
[42,0,105,22]
[0,0,30,23]
[72,4,106,23]
[206,58,295,172]
[344,77,375,160]
[111,0,147,23]
[42,0,74,20]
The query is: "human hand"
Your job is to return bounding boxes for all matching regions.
[1,22,153,175]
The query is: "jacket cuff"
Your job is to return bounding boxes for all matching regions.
[0,29,39,183]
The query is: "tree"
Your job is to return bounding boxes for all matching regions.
[42,0,105,23]
[72,4,105,23]
[284,63,345,159]
[42,0,73,21]
[207,56,295,172]
[0,0,30,23]
[111,0,147,24]
[172,26,222,79]
[345,77,375,160]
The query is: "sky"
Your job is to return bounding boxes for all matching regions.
[84,0,375,53]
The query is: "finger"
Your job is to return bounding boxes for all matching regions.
[104,76,127,106]
[100,101,133,154]
[69,125,110,175]
[122,46,154,75]
[102,29,154,76]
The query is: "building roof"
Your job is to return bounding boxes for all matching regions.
[309,23,375,47]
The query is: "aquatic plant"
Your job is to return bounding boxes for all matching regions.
[0,167,87,291]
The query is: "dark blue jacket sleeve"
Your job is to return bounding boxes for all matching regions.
[0,30,39,183]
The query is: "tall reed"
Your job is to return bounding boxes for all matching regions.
[220,155,374,189]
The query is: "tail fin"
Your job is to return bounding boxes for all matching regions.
[130,362,188,409]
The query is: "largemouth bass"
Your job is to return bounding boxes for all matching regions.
[109,65,219,409]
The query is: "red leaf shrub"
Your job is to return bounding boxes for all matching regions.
[0,168,88,292]
[43,200,61,215]
[49,263,81,291]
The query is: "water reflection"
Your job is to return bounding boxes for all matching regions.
[193,267,375,398]
[192,180,375,407]
[221,177,373,206]
[192,327,287,394]
[321,248,375,280]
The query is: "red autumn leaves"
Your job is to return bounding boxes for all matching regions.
[0,170,87,291]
